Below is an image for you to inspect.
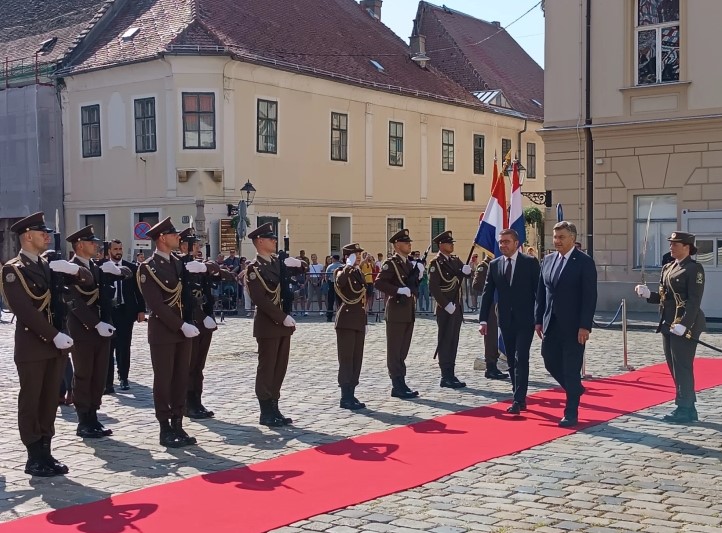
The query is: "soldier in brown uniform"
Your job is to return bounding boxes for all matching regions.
[334,243,368,410]
[137,217,201,447]
[471,253,509,380]
[635,231,706,423]
[246,222,304,427]
[176,228,235,419]
[428,231,472,388]
[374,228,424,399]
[65,225,123,439]
[0,212,87,476]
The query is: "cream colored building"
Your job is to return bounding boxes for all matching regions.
[58,0,545,262]
[543,0,722,315]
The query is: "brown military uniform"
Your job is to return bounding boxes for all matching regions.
[429,251,468,379]
[472,257,500,368]
[66,256,111,420]
[247,255,295,401]
[138,251,191,421]
[334,264,367,387]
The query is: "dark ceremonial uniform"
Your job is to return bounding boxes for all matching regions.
[65,226,113,438]
[137,217,195,447]
[645,231,706,423]
[334,243,368,410]
[0,213,89,476]
[472,257,507,379]
[428,231,470,388]
[246,222,301,427]
[374,228,420,398]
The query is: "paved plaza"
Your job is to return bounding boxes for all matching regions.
[0,311,721,532]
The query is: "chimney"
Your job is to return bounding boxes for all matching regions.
[491,21,501,28]
[409,20,429,68]
[360,0,382,20]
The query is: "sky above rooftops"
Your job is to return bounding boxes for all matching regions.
[383,0,545,68]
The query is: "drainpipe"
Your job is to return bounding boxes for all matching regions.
[517,118,527,167]
[584,0,594,257]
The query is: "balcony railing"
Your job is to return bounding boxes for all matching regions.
[2,55,56,88]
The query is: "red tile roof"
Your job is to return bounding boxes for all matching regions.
[415,1,544,120]
[60,0,511,111]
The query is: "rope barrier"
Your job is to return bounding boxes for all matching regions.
[592,300,624,329]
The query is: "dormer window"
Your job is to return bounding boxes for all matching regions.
[370,59,385,73]
[37,37,57,55]
[122,27,140,41]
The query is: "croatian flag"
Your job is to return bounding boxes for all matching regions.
[509,161,526,249]
[474,156,508,257]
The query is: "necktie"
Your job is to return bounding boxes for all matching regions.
[551,255,566,286]
[115,263,123,305]
[505,257,512,284]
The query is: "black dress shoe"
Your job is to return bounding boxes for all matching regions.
[259,413,285,427]
[440,377,465,389]
[558,416,578,428]
[663,407,696,424]
[119,379,130,391]
[340,398,365,410]
[170,418,197,445]
[485,368,509,380]
[271,400,292,425]
[506,401,526,415]
[76,423,104,439]
[391,388,419,399]
[159,422,185,448]
[25,458,57,477]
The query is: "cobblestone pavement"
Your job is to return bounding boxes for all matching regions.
[0,310,721,532]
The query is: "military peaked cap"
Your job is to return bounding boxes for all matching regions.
[10,212,53,234]
[146,217,179,240]
[248,222,277,240]
[66,225,101,243]
[389,228,412,244]
[433,230,454,245]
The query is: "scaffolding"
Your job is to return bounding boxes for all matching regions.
[1,55,56,89]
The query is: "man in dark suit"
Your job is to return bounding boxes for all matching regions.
[479,229,540,414]
[104,239,146,393]
[535,221,597,427]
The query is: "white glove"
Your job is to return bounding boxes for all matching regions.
[203,316,217,330]
[100,262,122,276]
[415,262,425,279]
[444,302,457,315]
[94,321,115,337]
[397,287,411,297]
[49,260,80,275]
[670,323,686,337]
[284,257,303,268]
[53,332,73,350]
[346,253,356,266]
[462,264,472,275]
[181,322,200,338]
[365,325,369,335]
[635,284,651,299]
[283,315,296,327]
[185,261,207,274]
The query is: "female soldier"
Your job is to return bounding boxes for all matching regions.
[334,243,368,410]
[635,231,705,424]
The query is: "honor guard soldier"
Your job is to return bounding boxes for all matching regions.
[0,212,87,476]
[334,243,368,410]
[65,225,122,439]
[635,231,706,423]
[471,254,508,380]
[428,231,472,388]
[246,222,304,427]
[176,228,234,419]
[374,228,424,399]
[138,217,201,448]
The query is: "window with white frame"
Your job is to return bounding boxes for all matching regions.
[331,112,348,161]
[442,129,454,171]
[636,0,679,85]
[182,92,215,149]
[389,121,403,167]
[81,105,101,158]
[634,194,677,268]
[257,99,278,154]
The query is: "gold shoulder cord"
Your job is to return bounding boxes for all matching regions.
[142,265,182,309]
[435,258,460,292]
[0,264,52,322]
[74,286,100,306]
[389,259,407,286]
[251,265,280,307]
[666,265,695,337]
[334,268,365,306]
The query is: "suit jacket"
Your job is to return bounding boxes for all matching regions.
[647,256,706,338]
[479,253,540,332]
[334,265,367,331]
[247,255,295,339]
[99,259,145,317]
[137,253,186,344]
[428,253,468,313]
[535,248,597,335]
[374,254,417,323]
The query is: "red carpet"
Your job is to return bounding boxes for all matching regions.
[3,359,722,533]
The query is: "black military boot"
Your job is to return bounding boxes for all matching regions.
[391,377,419,399]
[271,399,292,425]
[171,417,197,446]
[40,436,69,475]
[159,420,184,448]
[24,439,56,477]
[196,392,215,418]
[350,386,366,409]
[485,363,508,380]
[258,399,284,427]
[185,392,205,419]
[340,385,364,410]
[76,412,103,439]
[90,410,113,436]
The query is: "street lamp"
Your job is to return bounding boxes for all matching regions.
[504,158,527,183]
[240,180,256,206]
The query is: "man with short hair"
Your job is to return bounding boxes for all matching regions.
[325,255,343,322]
[104,239,145,393]
[223,249,241,272]
[479,229,540,414]
[306,253,325,314]
[535,221,597,427]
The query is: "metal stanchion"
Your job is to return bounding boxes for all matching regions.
[621,298,635,371]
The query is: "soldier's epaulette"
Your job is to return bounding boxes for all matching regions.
[5,257,23,268]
